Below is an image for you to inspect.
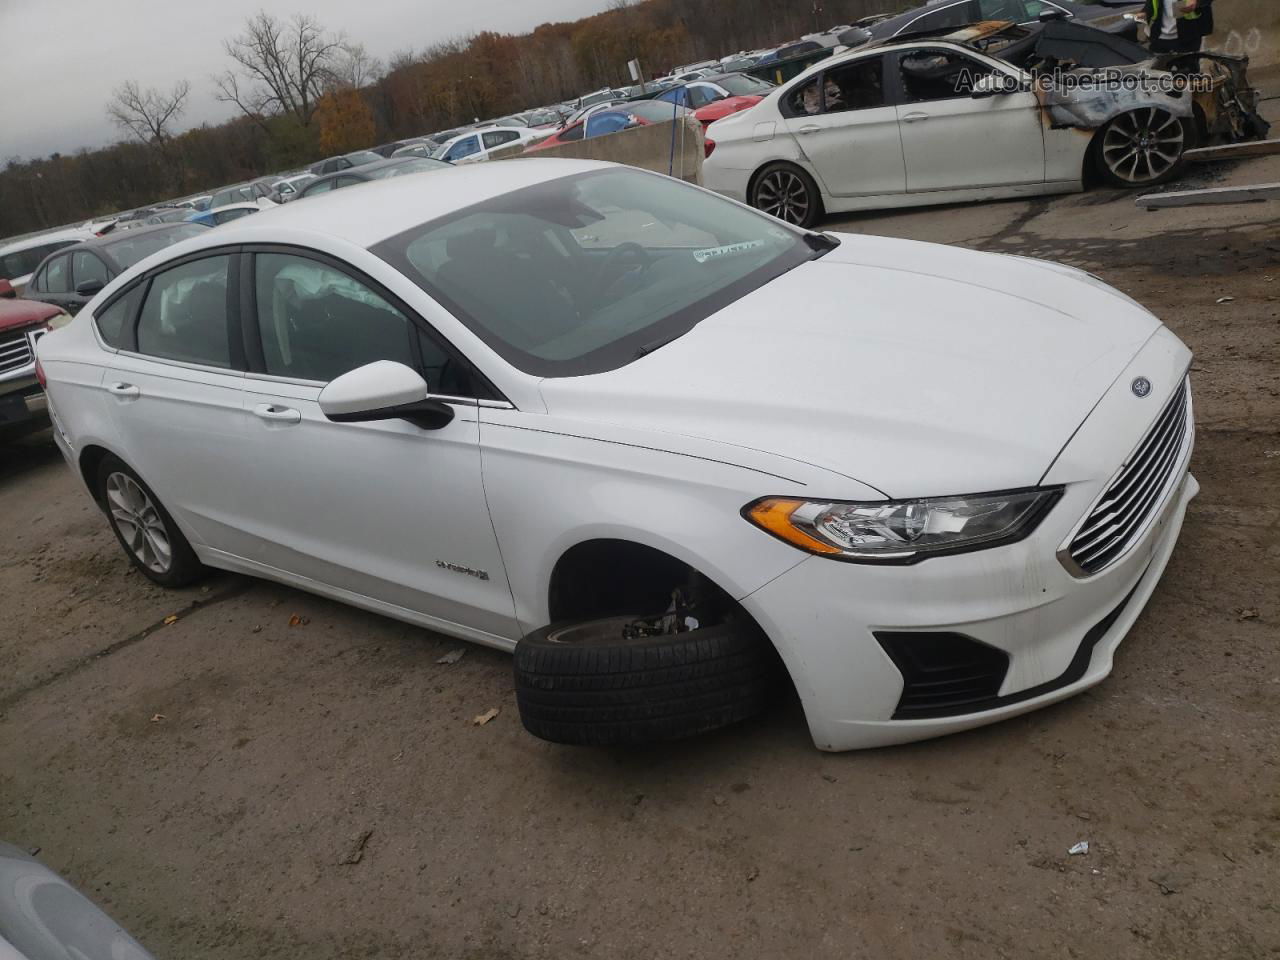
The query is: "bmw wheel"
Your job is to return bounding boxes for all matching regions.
[97,455,204,587]
[1096,108,1192,188]
[751,162,823,228]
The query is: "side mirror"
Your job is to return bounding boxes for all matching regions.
[970,74,1009,98]
[75,278,106,297]
[318,360,454,430]
[0,279,14,299]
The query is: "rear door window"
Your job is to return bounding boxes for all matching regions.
[822,56,888,113]
[482,130,520,149]
[135,256,234,367]
[782,76,822,117]
[44,255,71,293]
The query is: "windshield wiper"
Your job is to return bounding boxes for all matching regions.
[804,231,840,259]
[636,332,685,359]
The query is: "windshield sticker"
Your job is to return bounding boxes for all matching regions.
[692,239,767,263]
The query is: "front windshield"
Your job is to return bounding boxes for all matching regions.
[345,151,382,166]
[373,168,812,377]
[718,74,774,96]
[104,224,209,268]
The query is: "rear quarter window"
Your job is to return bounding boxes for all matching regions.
[93,283,146,349]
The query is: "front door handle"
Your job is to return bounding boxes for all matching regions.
[107,382,140,399]
[797,124,821,135]
[901,112,930,124]
[253,403,301,424]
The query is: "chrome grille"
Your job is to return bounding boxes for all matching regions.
[1067,377,1191,575]
[0,328,34,375]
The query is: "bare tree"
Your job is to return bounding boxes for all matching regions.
[213,11,345,126]
[327,42,384,91]
[106,80,190,144]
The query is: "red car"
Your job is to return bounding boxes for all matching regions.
[0,296,66,439]
[650,72,775,127]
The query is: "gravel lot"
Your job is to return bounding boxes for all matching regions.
[2,108,1279,959]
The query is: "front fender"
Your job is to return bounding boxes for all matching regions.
[1039,71,1194,131]
[477,409,878,634]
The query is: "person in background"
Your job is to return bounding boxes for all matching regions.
[1147,0,1214,54]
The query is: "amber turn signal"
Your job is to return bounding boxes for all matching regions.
[744,497,842,555]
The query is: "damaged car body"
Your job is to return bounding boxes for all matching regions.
[975,19,1269,144]
[702,19,1267,223]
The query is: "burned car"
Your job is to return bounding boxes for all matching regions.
[703,19,1267,224]
[978,19,1269,174]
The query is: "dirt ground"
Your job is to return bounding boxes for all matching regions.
[3,104,1280,960]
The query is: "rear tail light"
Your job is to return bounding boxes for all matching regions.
[35,356,47,389]
[704,138,716,159]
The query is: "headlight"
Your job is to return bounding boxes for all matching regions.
[47,310,72,331]
[742,488,1061,564]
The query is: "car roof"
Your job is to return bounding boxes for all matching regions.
[780,21,1018,85]
[196,158,609,249]
[86,222,200,249]
[304,155,439,189]
[0,227,95,255]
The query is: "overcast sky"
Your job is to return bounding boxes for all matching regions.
[1,0,614,161]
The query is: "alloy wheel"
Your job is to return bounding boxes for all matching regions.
[1100,108,1185,185]
[105,472,172,574]
[756,169,812,225]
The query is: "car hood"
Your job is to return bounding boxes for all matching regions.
[0,297,61,334]
[537,234,1162,498]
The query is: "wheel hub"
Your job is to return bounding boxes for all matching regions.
[105,472,172,574]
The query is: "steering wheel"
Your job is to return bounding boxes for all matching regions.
[589,242,653,305]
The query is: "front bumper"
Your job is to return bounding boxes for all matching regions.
[0,374,48,432]
[740,330,1198,751]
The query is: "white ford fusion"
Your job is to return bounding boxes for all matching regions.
[36,159,1196,751]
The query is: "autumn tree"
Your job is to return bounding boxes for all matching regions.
[317,89,376,155]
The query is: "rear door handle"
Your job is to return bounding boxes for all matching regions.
[797,124,821,135]
[107,382,140,399]
[253,403,301,424]
[901,112,930,123]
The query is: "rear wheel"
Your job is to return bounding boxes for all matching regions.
[751,162,823,228]
[1095,107,1193,188]
[514,616,782,746]
[96,455,204,587]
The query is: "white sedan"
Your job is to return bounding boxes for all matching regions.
[37,160,1196,752]
[702,26,1199,226]
[436,126,543,164]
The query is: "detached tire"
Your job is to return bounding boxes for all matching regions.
[514,617,781,746]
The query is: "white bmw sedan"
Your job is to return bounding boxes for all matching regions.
[37,160,1196,752]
